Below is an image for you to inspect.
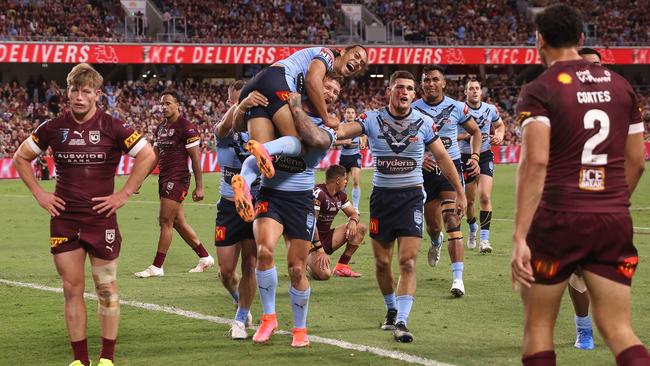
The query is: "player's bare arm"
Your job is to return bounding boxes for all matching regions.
[306,60,338,129]
[463,117,482,176]
[428,138,467,216]
[334,138,353,146]
[341,204,361,241]
[311,209,330,271]
[491,119,505,145]
[335,119,364,140]
[217,90,268,136]
[287,92,333,149]
[624,130,645,194]
[92,141,155,217]
[511,120,549,289]
[422,151,437,172]
[13,141,66,217]
[187,145,204,201]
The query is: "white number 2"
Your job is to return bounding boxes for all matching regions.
[581,109,609,165]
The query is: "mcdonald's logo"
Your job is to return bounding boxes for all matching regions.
[215,226,226,241]
[275,91,290,101]
[255,201,269,215]
[532,257,559,279]
[369,218,379,235]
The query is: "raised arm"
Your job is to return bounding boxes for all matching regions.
[287,93,334,149]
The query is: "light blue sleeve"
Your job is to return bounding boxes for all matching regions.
[455,100,471,125]
[422,115,437,145]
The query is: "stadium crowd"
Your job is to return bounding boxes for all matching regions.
[2,76,650,159]
[0,0,648,46]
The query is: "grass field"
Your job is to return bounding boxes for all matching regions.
[1,163,649,366]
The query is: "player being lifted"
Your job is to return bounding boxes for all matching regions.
[213,80,268,339]
[233,46,368,221]
[511,4,649,365]
[337,71,466,343]
[13,63,155,366]
[135,90,214,278]
[335,107,367,210]
[308,164,367,280]
[412,66,481,297]
[458,78,504,253]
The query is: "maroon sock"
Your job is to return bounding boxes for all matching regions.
[70,339,89,365]
[153,251,166,268]
[616,345,650,366]
[100,337,117,361]
[193,243,209,258]
[338,254,351,265]
[522,350,556,366]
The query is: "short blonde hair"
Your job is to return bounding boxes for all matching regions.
[66,63,103,89]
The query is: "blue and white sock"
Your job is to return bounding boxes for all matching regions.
[352,187,361,209]
[432,233,443,248]
[451,262,464,281]
[263,136,302,156]
[241,155,261,187]
[575,315,592,330]
[384,293,397,311]
[468,220,479,234]
[396,295,414,325]
[235,306,249,324]
[480,229,490,241]
[289,286,311,329]
[256,267,278,315]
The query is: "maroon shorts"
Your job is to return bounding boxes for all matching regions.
[527,207,638,286]
[50,210,122,260]
[319,229,335,255]
[159,180,189,203]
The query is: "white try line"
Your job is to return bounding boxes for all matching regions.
[0,278,452,366]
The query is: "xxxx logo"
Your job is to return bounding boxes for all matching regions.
[618,256,639,279]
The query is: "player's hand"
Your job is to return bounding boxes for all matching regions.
[192,186,204,202]
[346,220,357,240]
[316,252,331,271]
[466,156,480,177]
[325,115,340,129]
[422,152,437,172]
[511,237,535,291]
[455,192,467,218]
[239,90,268,111]
[491,132,504,145]
[92,191,129,218]
[35,190,66,217]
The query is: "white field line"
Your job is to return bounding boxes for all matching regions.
[0,279,453,366]
[2,194,649,231]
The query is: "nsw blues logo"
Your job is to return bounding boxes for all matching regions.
[377,114,424,154]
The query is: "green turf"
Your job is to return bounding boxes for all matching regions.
[0,163,648,365]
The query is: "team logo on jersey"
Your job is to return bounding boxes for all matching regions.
[275,91,290,101]
[557,73,573,84]
[579,167,605,191]
[408,123,419,142]
[359,113,367,121]
[89,130,101,144]
[532,256,559,279]
[124,131,142,148]
[168,129,175,136]
[59,128,70,143]
[105,229,116,244]
[166,182,175,191]
[50,237,69,248]
[215,226,226,241]
[378,115,424,154]
[413,209,423,225]
[618,256,638,279]
[306,213,315,229]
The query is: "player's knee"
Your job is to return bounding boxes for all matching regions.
[256,245,274,264]
[355,224,368,240]
[61,279,84,300]
[241,257,257,277]
[219,265,236,283]
[287,263,305,281]
[398,256,416,273]
[442,211,460,230]
[172,216,185,229]
[374,256,391,272]
[96,284,120,317]
[92,262,117,286]
[158,215,174,228]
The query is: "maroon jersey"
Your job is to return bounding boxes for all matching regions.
[154,116,200,183]
[516,60,642,213]
[29,109,145,212]
[314,183,351,234]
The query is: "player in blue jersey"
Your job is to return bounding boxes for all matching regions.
[335,107,367,210]
[337,71,466,343]
[458,78,504,253]
[212,80,269,340]
[235,74,342,348]
[412,65,481,297]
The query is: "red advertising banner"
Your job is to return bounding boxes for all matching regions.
[1,43,649,65]
[3,143,649,179]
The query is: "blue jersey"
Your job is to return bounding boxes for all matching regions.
[357,107,438,188]
[412,96,471,160]
[261,115,336,191]
[340,127,361,155]
[459,102,500,154]
[277,47,335,95]
[216,132,259,198]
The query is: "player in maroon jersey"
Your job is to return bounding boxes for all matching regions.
[511,4,649,366]
[308,164,367,280]
[12,63,155,366]
[135,90,214,278]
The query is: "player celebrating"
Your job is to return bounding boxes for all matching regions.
[337,71,466,343]
[511,4,650,365]
[308,164,367,280]
[458,78,504,253]
[135,90,214,278]
[412,66,481,297]
[335,107,366,210]
[12,63,155,366]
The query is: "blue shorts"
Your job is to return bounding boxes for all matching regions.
[215,198,254,247]
[254,187,316,241]
[239,66,291,122]
[339,154,362,172]
[461,150,494,184]
[369,186,424,244]
[422,159,464,203]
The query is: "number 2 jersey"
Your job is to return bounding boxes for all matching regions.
[516,59,642,213]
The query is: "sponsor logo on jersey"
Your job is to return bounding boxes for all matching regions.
[440,136,453,149]
[557,72,573,84]
[579,166,605,191]
[50,237,69,248]
[31,133,40,144]
[318,48,335,69]
[618,256,638,279]
[575,69,611,84]
[274,155,307,173]
[60,128,70,143]
[124,131,142,149]
[55,151,106,164]
[186,136,200,144]
[369,218,379,234]
[516,111,532,125]
[105,229,116,244]
[222,166,241,185]
[376,156,417,175]
[532,256,559,279]
[69,138,86,145]
[89,130,101,144]
[215,226,226,241]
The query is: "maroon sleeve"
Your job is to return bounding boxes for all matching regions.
[314,185,326,211]
[114,119,144,154]
[340,191,349,204]
[30,120,51,152]
[183,121,200,148]
[516,81,550,125]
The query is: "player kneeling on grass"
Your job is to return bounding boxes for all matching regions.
[308,164,367,280]
[13,63,155,366]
